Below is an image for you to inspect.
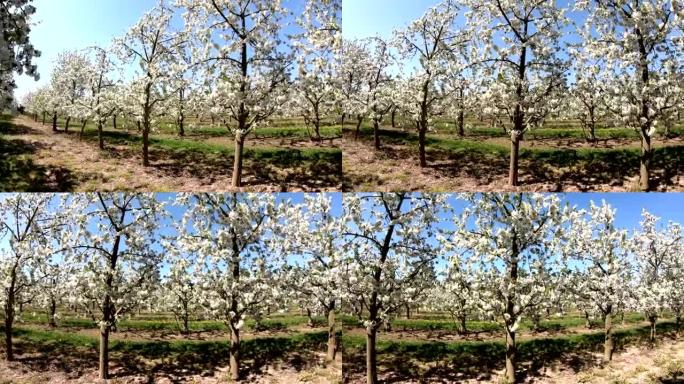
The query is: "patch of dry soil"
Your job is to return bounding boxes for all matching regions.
[6,116,340,192]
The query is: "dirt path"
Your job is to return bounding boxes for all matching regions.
[3,116,340,191]
[523,337,684,384]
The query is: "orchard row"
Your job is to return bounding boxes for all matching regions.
[1,193,682,383]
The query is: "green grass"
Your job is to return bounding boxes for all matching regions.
[19,313,327,332]
[342,313,648,333]
[342,321,680,377]
[6,325,329,361]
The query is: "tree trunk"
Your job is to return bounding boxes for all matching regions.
[373,119,380,150]
[113,114,117,130]
[52,112,58,132]
[183,315,189,335]
[354,116,363,140]
[604,306,614,361]
[457,110,465,137]
[230,324,240,381]
[639,133,652,191]
[649,315,657,342]
[99,324,110,379]
[65,116,71,132]
[584,310,591,329]
[42,111,46,125]
[509,131,521,186]
[418,124,427,168]
[142,125,150,167]
[326,307,337,362]
[4,310,13,361]
[405,304,410,319]
[136,120,142,132]
[391,108,396,128]
[98,122,104,149]
[505,327,516,383]
[366,326,378,384]
[178,112,185,137]
[676,312,681,335]
[232,135,245,188]
[307,308,315,327]
[459,315,468,335]
[49,297,57,328]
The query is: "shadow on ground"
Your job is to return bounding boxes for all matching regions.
[70,128,342,190]
[0,119,76,191]
[348,127,683,191]
[343,322,680,383]
[0,326,330,381]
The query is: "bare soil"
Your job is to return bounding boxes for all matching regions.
[0,325,342,384]
[1,116,341,192]
[343,332,684,384]
[0,351,342,384]
[343,131,684,192]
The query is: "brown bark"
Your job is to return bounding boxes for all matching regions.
[509,132,521,186]
[504,230,520,383]
[418,125,427,168]
[98,122,104,149]
[52,112,58,132]
[604,305,614,361]
[48,297,57,328]
[584,310,591,329]
[366,326,378,384]
[178,112,185,137]
[639,133,652,191]
[505,327,516,383]
[457,109,465,137]
[373,119,380,149]
[326,307,337,362]
[4,305,13,361]
[232,136,245,188]
[230,323,240,381]
[354,116,363,140]
[229,220,242,380]
[142,125,150,167]
[649,315,657,342]
[459,315,467,335]
[99,324,110,379]
[112,114,117,130]
[65,117,71,132]
[307,308,315,327]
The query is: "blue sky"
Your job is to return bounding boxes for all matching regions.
[0,192,681,277]
[343,0,580,40]
[14,0,159,101]
[13,0,308,102]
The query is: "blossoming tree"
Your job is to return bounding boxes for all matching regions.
[68,193,164,379]
[341,192,447,384]
[445,193,572,383]
[175,193,286,380]
[178,0,291,187]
